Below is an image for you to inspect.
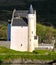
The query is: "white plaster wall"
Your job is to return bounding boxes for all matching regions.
[10,26,28,51]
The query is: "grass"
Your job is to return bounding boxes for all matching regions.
[0,46,56,61]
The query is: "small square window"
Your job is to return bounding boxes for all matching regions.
[32,31,33,34]
[34,36,37,39]
[21,44,22,46]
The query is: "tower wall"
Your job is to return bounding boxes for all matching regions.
[34,11,36,36]
[28,14,35,52]
[34,36,38,48]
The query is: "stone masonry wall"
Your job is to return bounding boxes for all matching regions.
[0,41,10,48]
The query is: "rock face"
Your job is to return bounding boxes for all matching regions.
[53,63,56,65]
[0,41,10,48]
[2,59,53,64]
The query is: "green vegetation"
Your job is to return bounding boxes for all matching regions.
[36,24,56,45]
[0,46,56,61]
[0,24,7,40]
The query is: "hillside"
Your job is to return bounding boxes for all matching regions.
[0,0,56,27]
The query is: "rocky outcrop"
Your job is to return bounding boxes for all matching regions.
[2,59,54,64]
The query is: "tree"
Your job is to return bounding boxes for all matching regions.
[44,27,54,44]
[36,23,56,44]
